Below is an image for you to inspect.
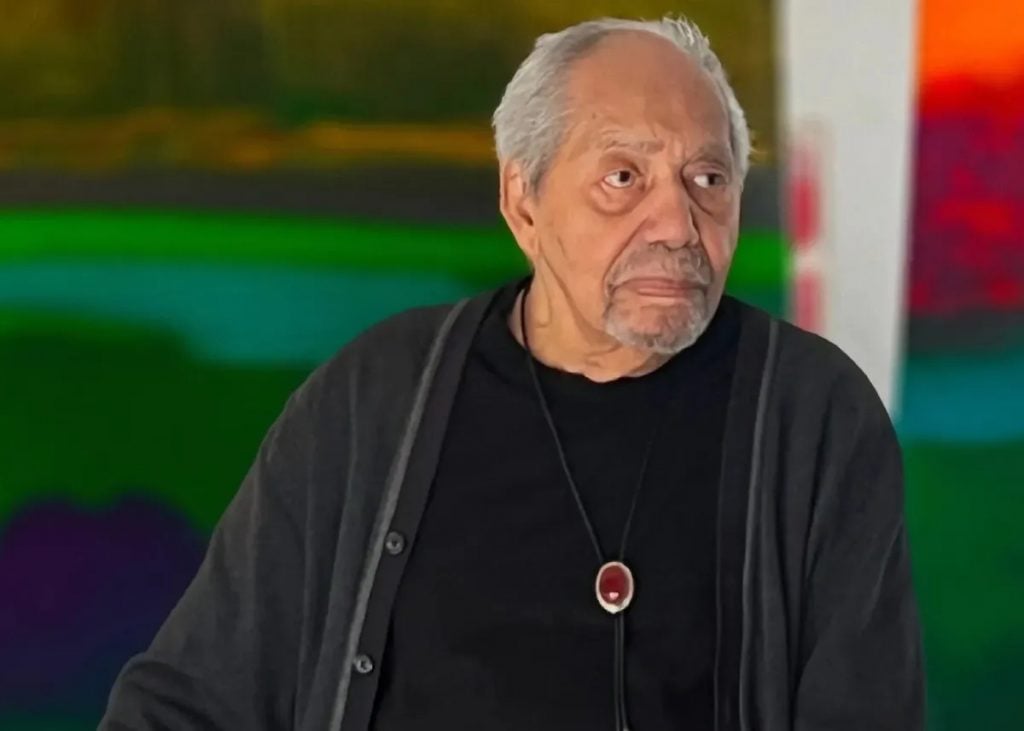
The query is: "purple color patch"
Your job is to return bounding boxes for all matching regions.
[0,497,206,715]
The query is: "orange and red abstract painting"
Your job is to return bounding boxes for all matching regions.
[911,0,1024,318]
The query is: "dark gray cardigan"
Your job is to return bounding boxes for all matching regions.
[100,284,926,731]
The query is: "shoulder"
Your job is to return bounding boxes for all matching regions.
[729,301,903,513]
[732,299,890,429]
[332,300,463,369]
[284,286,501,426]
[292,301,465,417]
[248,299,476,485]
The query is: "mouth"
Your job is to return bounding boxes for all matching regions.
[617,277,704,299]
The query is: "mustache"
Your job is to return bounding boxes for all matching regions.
[608,243,713,288]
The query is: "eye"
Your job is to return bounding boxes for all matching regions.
[603,169,636,189]
[692,172,727,189]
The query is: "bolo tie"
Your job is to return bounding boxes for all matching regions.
[519,280,671,731]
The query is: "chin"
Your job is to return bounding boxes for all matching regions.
[606,322,706,355]
[602,288,714,354]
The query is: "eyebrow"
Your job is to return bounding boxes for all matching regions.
[597,136,665,155]
[693,143,734,166]
[597,137,733,166]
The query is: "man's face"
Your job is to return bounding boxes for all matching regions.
[505,32,742,354]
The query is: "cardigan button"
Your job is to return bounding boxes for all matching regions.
[353,653,375,675]
[385,531,407,556]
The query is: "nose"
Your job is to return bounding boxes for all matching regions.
[642,181,700,249]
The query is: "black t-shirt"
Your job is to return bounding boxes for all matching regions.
[369,282,740,730]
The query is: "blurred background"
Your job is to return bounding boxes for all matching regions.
[0,1,1020,729]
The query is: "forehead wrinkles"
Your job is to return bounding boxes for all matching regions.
[556,90,732,170]
[561,119,732,171]
[553,34,731,160]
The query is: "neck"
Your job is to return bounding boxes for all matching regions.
[509,277,671,382]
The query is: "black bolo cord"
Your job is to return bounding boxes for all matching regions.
[519,278,672,731]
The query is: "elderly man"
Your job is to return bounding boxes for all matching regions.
[102,16,925,731]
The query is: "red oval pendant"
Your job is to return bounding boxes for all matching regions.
[595,560,635,614]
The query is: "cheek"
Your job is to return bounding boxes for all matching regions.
[536,182,638,309]
[696,207,740,273]
[706,230,738,272]
[558,232,622,309]
[549,226,631,318]
[551,207,630,276]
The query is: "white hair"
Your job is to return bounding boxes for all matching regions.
[492,16,751,192]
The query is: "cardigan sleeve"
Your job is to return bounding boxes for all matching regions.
[792,381,927,731]
[98,383,317,730]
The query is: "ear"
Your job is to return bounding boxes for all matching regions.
[499,161,540,263]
